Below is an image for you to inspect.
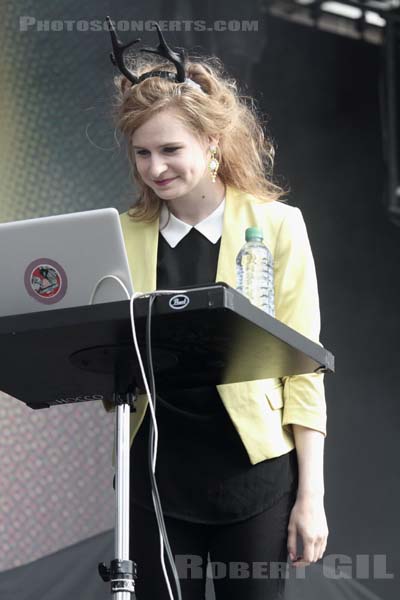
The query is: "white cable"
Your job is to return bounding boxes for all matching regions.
[89,274,131,305]
[89,275,187,600]
[129,289,188,600]
[130,289,188,469]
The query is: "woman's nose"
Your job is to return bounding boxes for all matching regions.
[148,155,168,179]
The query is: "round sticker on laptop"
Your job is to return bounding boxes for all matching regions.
[24,258,68,304]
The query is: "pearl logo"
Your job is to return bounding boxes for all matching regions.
[169,294,190,310]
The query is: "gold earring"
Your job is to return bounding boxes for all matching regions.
[208,147,220,183]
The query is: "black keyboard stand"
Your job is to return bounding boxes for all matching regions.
[0,283,334,599]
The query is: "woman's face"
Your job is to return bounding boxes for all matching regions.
[131,109,211,200]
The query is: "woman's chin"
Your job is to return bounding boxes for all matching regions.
[154,181,188,199]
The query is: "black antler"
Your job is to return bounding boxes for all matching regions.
[106,16,141,84]
[139,23,186,83]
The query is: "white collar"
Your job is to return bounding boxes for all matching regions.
[159,199,225,248]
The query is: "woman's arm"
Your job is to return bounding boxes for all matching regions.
[293,424,325,498]
[287,424,329,567]
[272,206,329,565]
[274,208,327,436]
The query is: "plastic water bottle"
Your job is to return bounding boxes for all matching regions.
[236,227,275,316]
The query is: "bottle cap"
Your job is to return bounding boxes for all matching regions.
[245,227,263,242]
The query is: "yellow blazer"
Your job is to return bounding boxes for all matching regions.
[114,185,326,465]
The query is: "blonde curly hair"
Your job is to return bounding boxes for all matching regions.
[112,53,287,221]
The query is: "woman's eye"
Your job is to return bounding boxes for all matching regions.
[136,147,179,156]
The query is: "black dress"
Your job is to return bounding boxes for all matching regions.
[130,228,298,524]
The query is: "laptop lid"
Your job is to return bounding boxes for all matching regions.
[0,208,134,318]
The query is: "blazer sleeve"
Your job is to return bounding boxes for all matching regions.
[273,207,327,436]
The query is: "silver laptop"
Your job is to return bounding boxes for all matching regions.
[0,208,134,318]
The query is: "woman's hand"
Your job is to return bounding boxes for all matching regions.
[287,493,329,567]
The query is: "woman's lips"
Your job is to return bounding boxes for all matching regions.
[154,177,177,187]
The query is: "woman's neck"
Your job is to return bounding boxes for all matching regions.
[166,178,226,226]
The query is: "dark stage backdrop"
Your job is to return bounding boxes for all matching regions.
[0,2,398,600]
[252,16,399,600]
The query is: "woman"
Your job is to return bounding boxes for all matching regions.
[108,22,328,600]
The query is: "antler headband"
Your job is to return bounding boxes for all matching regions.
[106,17,202,91]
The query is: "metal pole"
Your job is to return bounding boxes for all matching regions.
[99,390,137,597]
[113,402,134,599]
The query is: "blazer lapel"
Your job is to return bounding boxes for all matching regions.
[120,213,159,293]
